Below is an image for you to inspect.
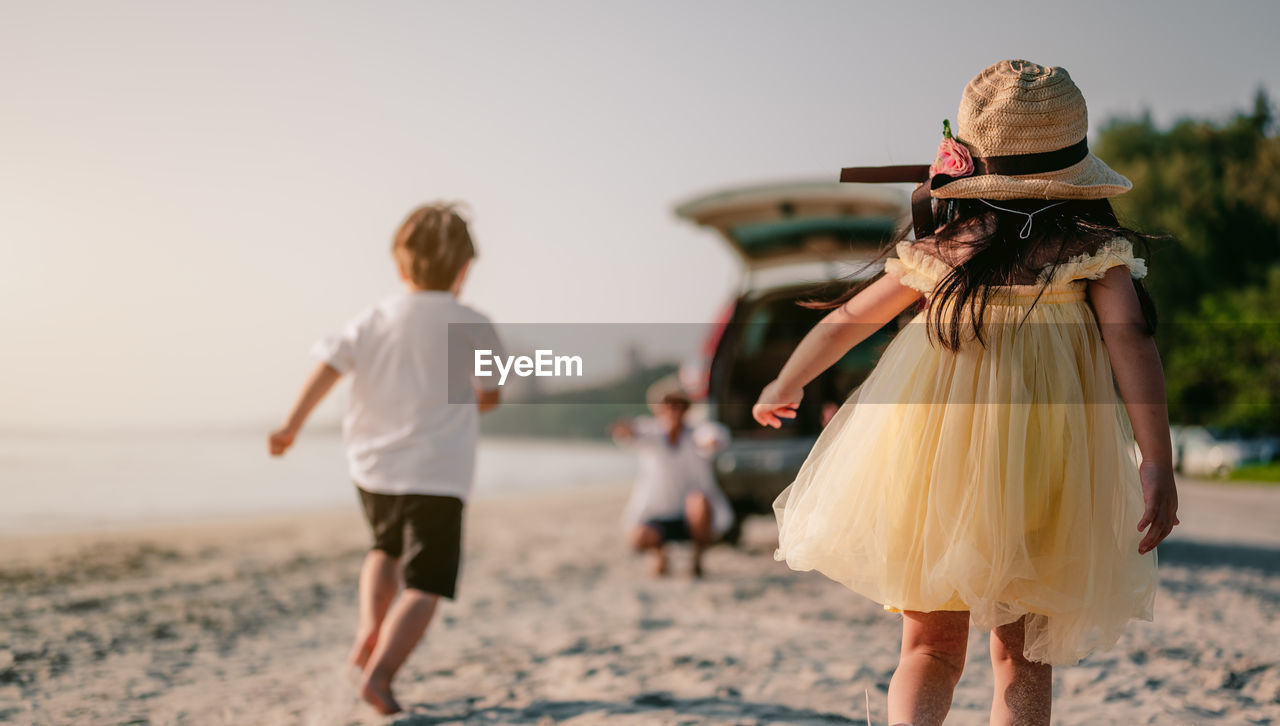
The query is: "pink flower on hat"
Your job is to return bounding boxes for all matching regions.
[929,120,975,178]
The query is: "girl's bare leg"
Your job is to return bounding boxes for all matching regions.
[348,550,400,669]
[359,588,439,715]
[887,610,970,726]
[990,617,1052,726]
[684,492,713,577]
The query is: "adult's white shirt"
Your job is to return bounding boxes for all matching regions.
[312,290,502,499]
[619,417,735,537]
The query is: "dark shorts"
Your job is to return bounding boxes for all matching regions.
[645,516,692,542]
[356,486,464,599]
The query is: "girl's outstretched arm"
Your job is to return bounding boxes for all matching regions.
[753,273,922,428]
[269,363,342,456]
[1088,265,1179,555]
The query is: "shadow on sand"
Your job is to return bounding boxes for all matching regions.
[389,691,865,725]
[1157,538,1280,576]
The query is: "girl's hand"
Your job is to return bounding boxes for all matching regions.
[268,425,298,456]
[752,380,803,429]
[1136,460,1180,555]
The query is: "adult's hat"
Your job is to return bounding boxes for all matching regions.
[646,374,692,408]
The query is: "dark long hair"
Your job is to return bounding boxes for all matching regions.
[805,198,1161,351]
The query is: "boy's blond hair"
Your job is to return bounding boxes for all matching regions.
[393,202,476,290]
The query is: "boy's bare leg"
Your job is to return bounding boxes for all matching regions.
[887,610,969,726]
[685,492,713,577]
[348,550,400,670]
[359,588,439,715]
[630,524,669,576]
[990,617,1052,726]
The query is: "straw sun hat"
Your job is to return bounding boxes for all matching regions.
[839,59,1132,238]
[928,59,1132,201]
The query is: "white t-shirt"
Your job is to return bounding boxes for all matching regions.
[618,417,735,537]
[312,290,502,499]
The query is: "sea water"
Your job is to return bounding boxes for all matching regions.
[0,432,634,535]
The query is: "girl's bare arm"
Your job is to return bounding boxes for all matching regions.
[753,273,923,428]
[1088,264,1179,554]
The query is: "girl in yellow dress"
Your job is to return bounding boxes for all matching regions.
[753,60,1180,726]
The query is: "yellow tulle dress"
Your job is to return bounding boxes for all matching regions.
[773,236,1158,666]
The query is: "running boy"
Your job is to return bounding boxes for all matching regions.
[268,202,502,715]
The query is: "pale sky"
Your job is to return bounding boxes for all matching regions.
[2,0,1278,429]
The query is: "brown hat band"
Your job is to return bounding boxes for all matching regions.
[930,137,1090,189]
[840,137,1091,239]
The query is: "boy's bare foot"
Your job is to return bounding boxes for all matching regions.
[359,674,403,715]
[347,628,379,670]
[652,550,670,577]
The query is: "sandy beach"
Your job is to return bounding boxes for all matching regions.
[2,478,1277,726]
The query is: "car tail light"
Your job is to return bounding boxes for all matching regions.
[679,298,737,401]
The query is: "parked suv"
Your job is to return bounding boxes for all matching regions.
[675,180,916,543]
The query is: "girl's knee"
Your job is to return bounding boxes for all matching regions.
[901,611,969,681]
[991,620,1026,660]
[990,634,1024,666]
[990,620,1050,672]
[904,643,967,684]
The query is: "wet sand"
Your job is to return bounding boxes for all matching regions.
[1,478,1277,725]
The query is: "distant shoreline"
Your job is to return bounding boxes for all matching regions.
[0,436,634,538]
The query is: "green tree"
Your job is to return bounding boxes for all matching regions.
[1163,266,1280,429]
[1094,91,1280,427]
